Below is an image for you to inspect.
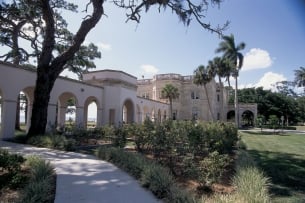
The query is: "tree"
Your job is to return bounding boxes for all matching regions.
[294,66,305,94]
[1,0,228,137]
[216,34,245,127]
[193,65,214,121]
[161,84,179,120]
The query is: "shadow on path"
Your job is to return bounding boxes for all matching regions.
[0,141,160,203]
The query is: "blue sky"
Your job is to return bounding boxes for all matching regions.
[2,0,305,90]
[87,0,305,90]
[62,0,305,90]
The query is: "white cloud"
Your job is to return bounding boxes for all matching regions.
[254,72,287,91]
[140,64,159,74]
[243,48,273,71]
[97,42,112,51]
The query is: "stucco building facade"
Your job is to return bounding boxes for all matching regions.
[137,73,229,121]
[0,62,257,140]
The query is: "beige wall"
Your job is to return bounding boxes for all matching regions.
[137,73,227,121]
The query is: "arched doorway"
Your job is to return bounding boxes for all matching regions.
[84,96,98,128]
[241,110,254,127]
[57,92,78,128]
[227,110,235,122]
[122,99,134,124]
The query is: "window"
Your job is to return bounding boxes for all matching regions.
[142,92,150,99]
[196,92,200,99]
[173,110,177,120]
[217,112,220,120]
[192,107,199,120]
[217,94,220,102]
[191,92,199,99]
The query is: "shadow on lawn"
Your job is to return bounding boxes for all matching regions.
[247,149,305,198]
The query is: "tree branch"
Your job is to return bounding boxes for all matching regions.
[38,0,56,68]
[51,0,104,75]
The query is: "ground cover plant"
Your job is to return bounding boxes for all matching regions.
[0,150,55,202]
[12,120,273,202]
[240,131,305,202]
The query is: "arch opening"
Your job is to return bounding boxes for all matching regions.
[241,110,255,127]
[227,110,235,122]
[57,92,78,128]
[85,97,98,128]
[122,99,134,124]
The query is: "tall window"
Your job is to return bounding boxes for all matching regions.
[192,107,199,120]
[191,92,200,99]
[217,94,220,102]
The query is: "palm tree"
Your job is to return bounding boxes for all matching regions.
[161,84,180,120]
[294,66,305,94]
[193,65,214,121]
[209,57,229,120]
[216,34,246,127]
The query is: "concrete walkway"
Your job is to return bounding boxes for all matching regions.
[0,141,160,203]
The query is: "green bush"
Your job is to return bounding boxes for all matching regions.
[0,149,25,173]
[198,151,230,186]
[232,150,270,203]
[96,146,195,202]
[27,134,75,151]
[19,156,55,203]
[101,125,116,143]
[140,164,174,199]
[113,125,127,148]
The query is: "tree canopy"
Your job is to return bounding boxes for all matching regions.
[193,65,214,120]
[161,84,179,120]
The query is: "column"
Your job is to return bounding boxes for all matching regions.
[96,108,103,127]
[46,103,57,132]
[1,99,17,140]
[75,106,85,128]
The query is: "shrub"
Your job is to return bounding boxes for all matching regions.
[96,146,195,202]
[101,125,116,143]
[19,156,55,203]
[198,151,230,186]
[140,164,174,199]
[27,134,75,151]
[26,156,54,182]
[113,125,127,148]
[232,150,270,203]
[0,149,25,173]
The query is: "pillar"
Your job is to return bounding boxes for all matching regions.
[1,99,17,140]
[75,106,85,128]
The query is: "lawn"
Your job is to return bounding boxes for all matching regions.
[240,131,305,202]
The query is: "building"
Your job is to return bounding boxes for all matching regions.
[0,62,257,140]
[137,73,257,124]
[0,62,168,140]
[137,73,227,121]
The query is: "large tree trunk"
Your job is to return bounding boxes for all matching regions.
[27,68,57,136]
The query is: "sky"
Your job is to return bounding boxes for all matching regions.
[59,0,305,91]
[1,0,305,120]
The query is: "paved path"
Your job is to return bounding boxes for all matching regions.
[0,141,160,203]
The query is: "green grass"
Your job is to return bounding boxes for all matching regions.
[240,131,305,202]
